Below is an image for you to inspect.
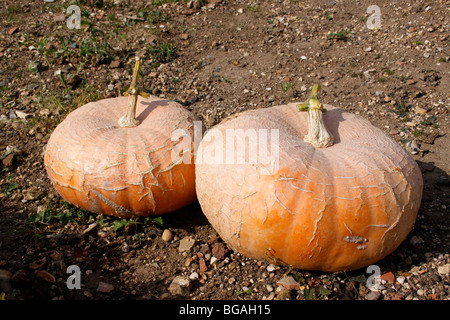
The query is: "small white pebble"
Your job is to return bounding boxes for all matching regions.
[189,272,199,280]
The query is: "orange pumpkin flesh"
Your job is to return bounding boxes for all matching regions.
[44,60,196,218]
[195,86,423,272]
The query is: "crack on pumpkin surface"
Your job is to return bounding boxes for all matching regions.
[91,190,134,217]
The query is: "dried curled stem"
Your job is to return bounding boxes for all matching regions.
[118,57,150,128]
[297,84,334,148]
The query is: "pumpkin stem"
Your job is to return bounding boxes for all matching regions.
[118,57,150,128]
[297,84,334,148]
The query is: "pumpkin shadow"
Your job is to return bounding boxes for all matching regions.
[404,162,450,261]
[323,108,346,145]
[136,99,171,123]
[162,201,211,230]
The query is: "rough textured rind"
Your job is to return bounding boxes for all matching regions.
[44,95,197,218]
[195,104,423,272]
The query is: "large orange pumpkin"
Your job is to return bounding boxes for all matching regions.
[195,85,423,271]
[44,59,197,218]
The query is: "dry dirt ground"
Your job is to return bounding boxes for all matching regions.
[0,0,449,302]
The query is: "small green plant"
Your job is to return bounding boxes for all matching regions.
[26,201,91,225]
[78,26,113,65]
[113,218,137,232]
[37,36,54,66]
[53,35,77,62]
[399,127,410,134]
[291,272,308,285]
[27,56,47,108]
[46,20,112,67]
[28,61,42,73]
[383,68,394,76]
[304,287,331,300]
[235,288,253,295]
[151,0,188,6]
[148,42,177,63]
[393,75,411,83]
[389,100,411,117]
[421,115,439,128]
[327,30,349,41]
[148,9,170,23]
[3,183,18,197]
[112,216,163,232]
[281,82,295,92]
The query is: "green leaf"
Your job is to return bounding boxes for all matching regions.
[113,219,128,232]
[152,216,164,226]
[351,274,367,283]
[4,183,18,196]
[421,115,437,126]
[28,61,41,73]
[319,287,331,297]
[281,82,295,92]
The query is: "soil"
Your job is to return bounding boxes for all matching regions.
[0,0,449,301]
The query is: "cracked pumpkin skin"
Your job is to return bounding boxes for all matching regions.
[195,86,423,272]
[45,59,197,218]
[44,96,197,218]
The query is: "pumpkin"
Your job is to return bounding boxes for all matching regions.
[195,85,423,271]
[44,58,197,218]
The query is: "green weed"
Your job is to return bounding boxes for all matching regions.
[389,100,411,117]
[148,9,170,23]
[281,82,295,92]
[151,0,189,6]
[3,183,18,197]
[421,115,439,128]
[148,42,177,63]
[26,201,91,225]
[383,68,394,76]
[304,287,331,300]
[235,288,253,296]
[113,216,163,232]
[327,30,349,41]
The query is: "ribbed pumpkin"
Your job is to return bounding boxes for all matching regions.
[44,59,197,218]
[195,85,423,271]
